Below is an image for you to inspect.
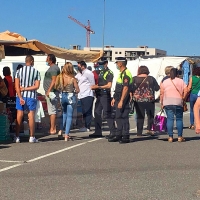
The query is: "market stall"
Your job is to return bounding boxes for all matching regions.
[0,31,103,141]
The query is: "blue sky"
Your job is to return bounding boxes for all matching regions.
[0,0,200,56]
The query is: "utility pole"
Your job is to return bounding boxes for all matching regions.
[102,0,106,55]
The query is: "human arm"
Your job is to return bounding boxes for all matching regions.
[74,78,80,93]
[118,86,129,108]
[153,77,160,92]
[183,84,188,100]
[187,77,192,92]
[15,78,25,105]
[99,82,112,89]
[20,80,40,91]
[91,71,113,90]
[91,82,112,90]
[160,83,164,108]
[118,74,130,109]
[99,72,113,89]
[88,71,95,86]
[54,75,61,91]
[111,98,115,107]
[46,76,57,97]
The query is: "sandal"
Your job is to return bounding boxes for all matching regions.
[64,135,73,141]
[58,130,63,139]
[168,137,173,142]
[146,130,155,136]
[178,137,185,142]
[189,125,195,130]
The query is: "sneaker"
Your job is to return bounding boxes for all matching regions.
[78,127,90,132]
[29,137,38,143]
[13,137,20,143]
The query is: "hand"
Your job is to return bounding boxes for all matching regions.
[20,86,25,91]
[20,98,25,105]
[46,91,50,98]
[111,98,115,107]
[118,100,123,109]
[161,104,164,109]
[91,85,99,90]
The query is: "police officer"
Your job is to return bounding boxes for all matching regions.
[90,59,115,138]
[108,57,133,143]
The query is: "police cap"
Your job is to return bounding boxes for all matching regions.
[115,57,127,63]
[99,57,108,65]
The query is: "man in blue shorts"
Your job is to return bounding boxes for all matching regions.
[15,55,41,143]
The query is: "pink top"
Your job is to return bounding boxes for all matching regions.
[161,77,187,106]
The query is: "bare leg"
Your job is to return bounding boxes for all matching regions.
[194,98,200,133]
[28,111,35,137]
[16,110,23,137]
[50,114,56,133]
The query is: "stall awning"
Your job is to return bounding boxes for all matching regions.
[0,31,103,62]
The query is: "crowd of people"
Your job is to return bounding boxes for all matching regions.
[0,54,200,144]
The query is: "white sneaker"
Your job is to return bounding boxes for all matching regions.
[78,127,90,132]
[13,137,20,143]
[29,137,38,143]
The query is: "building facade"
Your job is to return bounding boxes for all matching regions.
[84,46,167,61]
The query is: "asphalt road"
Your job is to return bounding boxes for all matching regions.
[1,103,200,200]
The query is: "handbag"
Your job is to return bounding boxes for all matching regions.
[0,77,8,97]
[171,79,188,112]
[151,109,167,132]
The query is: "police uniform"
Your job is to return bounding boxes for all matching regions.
[89,65,115,137]
[108,57,132,143]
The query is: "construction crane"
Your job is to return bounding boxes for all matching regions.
[68,15,95,48]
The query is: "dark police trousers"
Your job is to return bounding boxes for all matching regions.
[94,94,115,135]
[115,99,130,138]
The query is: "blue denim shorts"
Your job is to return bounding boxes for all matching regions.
[16,97,37,111]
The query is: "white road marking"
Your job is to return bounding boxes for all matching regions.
[0,138,103,173]
[27,142,86,163]
[0,160,24,163]
[87,138,103,143]
[0,164,22,173]
[0,112,191,173]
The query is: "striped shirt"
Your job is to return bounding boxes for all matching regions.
[15,66,41,99]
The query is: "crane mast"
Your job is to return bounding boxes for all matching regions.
[68,15,95,48]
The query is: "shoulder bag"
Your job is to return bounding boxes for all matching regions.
[171,79,188,112]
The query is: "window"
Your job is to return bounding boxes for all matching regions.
[115,52,118,54]
[119,52,122,54]
[146,52,149,55]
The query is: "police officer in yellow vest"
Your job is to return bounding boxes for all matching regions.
[108,57,133,143]
[90,59,116,138]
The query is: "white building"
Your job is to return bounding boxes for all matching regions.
[84,46,167,61]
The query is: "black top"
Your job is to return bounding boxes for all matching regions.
[98,68,113,87]
[132,76,160,102]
